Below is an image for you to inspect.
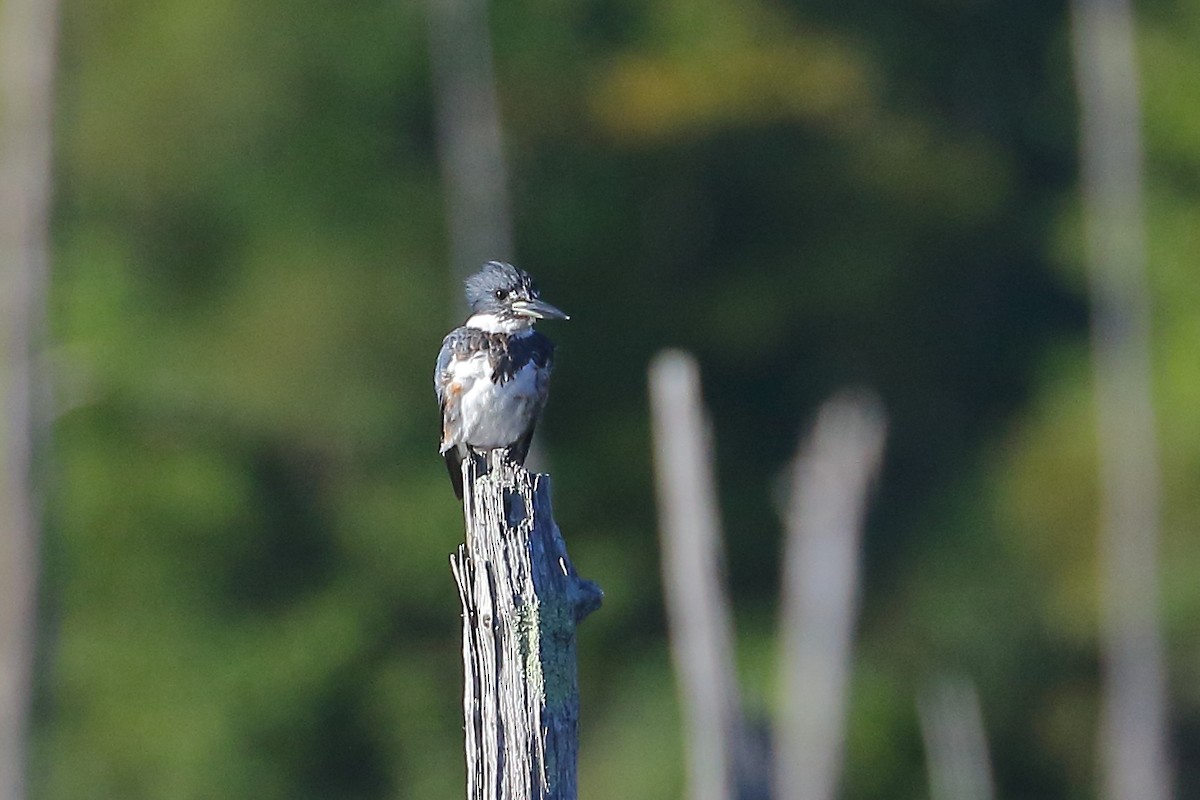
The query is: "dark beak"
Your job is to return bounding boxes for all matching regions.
[511,298,570,321]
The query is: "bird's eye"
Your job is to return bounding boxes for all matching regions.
[494,289,508,301]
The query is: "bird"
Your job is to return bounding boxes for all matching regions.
[434,261,569,499]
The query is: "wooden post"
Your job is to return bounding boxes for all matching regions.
[426,0,515,300]
[1,0,58,796]
[917,676,995,800]
[1070,1,1171,799]
[648,351,746,800]
[450,451,603,800]
[775,392,885,800]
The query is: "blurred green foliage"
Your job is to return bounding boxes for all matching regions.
[33,0,1200,798]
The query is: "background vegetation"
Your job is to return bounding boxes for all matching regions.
[33,0,1200,797]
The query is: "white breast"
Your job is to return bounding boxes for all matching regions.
[449,352,542,449]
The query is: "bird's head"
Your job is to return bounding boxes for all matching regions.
[464,261,569,332]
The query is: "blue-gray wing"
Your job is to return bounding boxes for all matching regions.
[435,327,482,499]
[434,329,463,408]
[435,328,476,451]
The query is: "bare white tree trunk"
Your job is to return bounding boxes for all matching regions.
[1069,2,1171,799]
[774,392,885,800]
[0,0,59,795]
[649,351,743,800]
[426,0,515,313]
[918,676,995,800]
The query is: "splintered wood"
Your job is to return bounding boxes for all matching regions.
[450,452,602,800]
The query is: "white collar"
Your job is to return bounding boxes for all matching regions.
[466,311,534,336]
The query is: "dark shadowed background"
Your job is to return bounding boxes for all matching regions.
[33,0,1200,798]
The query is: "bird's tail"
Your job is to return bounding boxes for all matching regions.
[444,446,464,500]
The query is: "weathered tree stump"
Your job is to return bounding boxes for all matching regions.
[450,451,603,800]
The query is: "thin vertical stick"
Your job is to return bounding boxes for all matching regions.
[775,392,885,800]
[649,351,741,800]
[0,0,58,796]
[918,676,996,800]
[426,0,515,309]
[1069,2,1171,799]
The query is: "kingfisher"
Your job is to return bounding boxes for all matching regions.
[434,261,569,499]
